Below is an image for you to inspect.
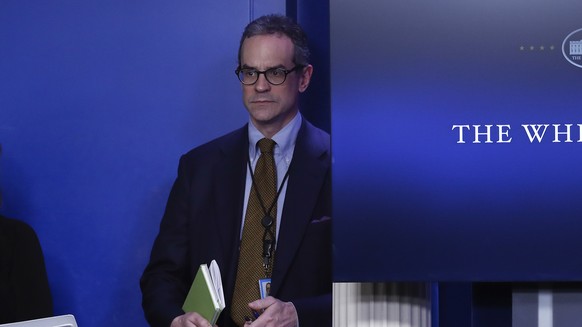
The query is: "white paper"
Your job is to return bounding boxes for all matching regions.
[209,260,225,307]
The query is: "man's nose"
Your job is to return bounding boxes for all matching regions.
[254,73,271,92]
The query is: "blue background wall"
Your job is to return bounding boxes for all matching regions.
[0,1,291,325]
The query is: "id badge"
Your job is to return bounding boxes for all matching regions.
[259,278,272,299]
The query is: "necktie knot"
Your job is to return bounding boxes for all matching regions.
[257,138,276,154]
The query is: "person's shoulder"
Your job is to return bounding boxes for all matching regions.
[299,119,330,150]
[180,125,248,162]
[0,216,35,235]
[303,118,329,136]
[0,215,39,245]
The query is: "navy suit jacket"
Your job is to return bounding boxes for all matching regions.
[141,119,332,327]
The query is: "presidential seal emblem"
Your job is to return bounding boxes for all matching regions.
[562,28,582,68]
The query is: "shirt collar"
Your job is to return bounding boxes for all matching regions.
[248,113,302,160]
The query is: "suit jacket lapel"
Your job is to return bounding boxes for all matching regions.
[213,125,248,307]
[271,121,329,295]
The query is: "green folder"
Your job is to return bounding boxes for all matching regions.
[182,261,225,325]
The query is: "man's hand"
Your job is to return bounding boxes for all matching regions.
[246,296,298,327]
[170,312,214,327]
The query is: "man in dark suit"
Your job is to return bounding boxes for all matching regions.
[141,14,331,327]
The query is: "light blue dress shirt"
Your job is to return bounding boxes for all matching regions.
[241,112,302,240]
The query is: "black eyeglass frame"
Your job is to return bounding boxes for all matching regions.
[235,65,305,85]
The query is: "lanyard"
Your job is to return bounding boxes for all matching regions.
[246,156,291,276]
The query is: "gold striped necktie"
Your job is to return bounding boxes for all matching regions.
[231,138,277,326]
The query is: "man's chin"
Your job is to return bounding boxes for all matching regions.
[251,116,278,127]
[248,107,276,122]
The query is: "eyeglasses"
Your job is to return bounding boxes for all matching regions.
[235,66,304,85]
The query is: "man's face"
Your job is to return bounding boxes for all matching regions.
[240,34,312,136]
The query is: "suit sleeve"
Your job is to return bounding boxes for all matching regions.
[293,293,332,326]
[140,155,193,327]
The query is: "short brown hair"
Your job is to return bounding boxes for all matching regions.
[237,14,310,68]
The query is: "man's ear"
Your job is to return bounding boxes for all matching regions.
[298,64,313,93]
